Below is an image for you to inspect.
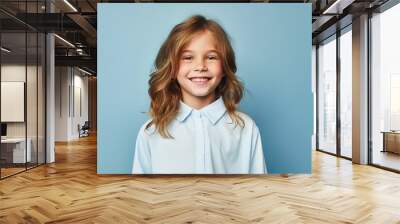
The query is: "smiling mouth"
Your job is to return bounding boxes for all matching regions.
[189,77,212,82]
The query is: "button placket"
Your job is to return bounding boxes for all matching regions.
[193,111,205,173]
[203,114,212,174]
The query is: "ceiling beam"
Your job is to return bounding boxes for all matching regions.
[55,55,96,70]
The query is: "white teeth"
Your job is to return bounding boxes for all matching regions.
[191,77,209,82]
[189,77,211,82]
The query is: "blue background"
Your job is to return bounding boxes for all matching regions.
[98,3,312,174]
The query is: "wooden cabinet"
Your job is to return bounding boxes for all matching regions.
[382,132,400,154]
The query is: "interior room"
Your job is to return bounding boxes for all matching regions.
[0,0,399,223]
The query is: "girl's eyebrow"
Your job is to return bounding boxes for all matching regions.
[181,49,218,53]
[206,50,218,54]
[181,50,193,53]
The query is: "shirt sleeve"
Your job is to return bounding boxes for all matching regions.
[132,126,152,174]
[249,123,268,174]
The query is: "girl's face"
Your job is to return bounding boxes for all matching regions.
[176,31,224,107]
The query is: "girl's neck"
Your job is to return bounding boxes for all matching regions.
[182,94,216,110]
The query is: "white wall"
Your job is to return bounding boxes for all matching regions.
[55,66,70,141]
[1,65,26,132]
[55,67,89,141]
[1,65,41,138]
[71,72,89,139]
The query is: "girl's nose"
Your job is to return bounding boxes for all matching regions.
[194,59,208,72]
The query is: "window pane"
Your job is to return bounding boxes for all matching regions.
[371,3,400,171]
[26,0,40,170]
[27,31,38,169]
[38,32,45,165]
[318,36,337,154]
[340,29,352,158]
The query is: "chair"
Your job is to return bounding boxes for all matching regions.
[78,121,90,138]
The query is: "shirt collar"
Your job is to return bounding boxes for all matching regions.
[176,97,227,125]
[176,100,193,122]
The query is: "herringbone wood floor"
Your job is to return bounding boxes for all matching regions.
[1,134,400,224]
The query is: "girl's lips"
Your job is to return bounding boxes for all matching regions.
[189,77,211,81]
[189,77,212,85]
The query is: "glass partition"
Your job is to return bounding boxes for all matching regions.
[38,32,45,165]
[27,31,38,169]
[317,35,337,155]
[339,27,352,158]
[0,1,46,179]
[1,31,28,177]
[371,4,400,171]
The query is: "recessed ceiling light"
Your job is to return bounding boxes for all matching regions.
[1,47,11,53]
[322,0,354,15]
[54,34,75,48]
[78,67,93,76]
[63,0,78,12]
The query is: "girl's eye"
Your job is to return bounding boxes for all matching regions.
[207,55,218,60]
[182,56,193,61]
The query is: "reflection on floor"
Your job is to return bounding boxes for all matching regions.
[341,147,352,158]
[0,167,25,178]
[0,163,40,178]
[373,150,400,171]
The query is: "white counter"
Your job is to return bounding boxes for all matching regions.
[1,138,32,163]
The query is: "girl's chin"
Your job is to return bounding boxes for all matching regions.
[189,91,213,98]
[190,81,211,87]
[184,90,215,98]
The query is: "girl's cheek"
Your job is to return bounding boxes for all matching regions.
[182,65,192,72]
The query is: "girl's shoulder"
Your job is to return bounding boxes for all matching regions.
[232,111,257,126]
[224,111,260,132]
[139,119,157,136]
[232,111,262,135]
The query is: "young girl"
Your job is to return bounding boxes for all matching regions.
[132,15,267,174]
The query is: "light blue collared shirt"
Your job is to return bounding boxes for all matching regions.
[132,97,267,174]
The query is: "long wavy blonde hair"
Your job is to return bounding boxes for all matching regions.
[147,15,244,138]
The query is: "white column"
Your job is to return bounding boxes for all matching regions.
[46,33,55,163]
[45,1,55,163]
